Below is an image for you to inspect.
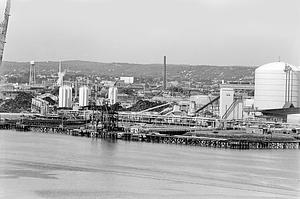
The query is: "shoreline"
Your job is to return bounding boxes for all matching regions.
[2,126,300,150]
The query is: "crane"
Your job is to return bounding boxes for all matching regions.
[0,0,11,66]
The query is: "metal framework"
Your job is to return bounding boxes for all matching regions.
[0,0,10,65]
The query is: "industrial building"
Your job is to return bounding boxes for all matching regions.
[120,77,134,84]
[31,94,57,115]
[187,101,196,116]
[217,82,255,121]
[219,88,234,118]
[59,85,72,108]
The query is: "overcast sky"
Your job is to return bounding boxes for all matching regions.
[1,0,300,65]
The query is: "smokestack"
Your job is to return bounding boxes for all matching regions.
[59,61,62,73]
[163,56,167,90]
[29,61,35,85]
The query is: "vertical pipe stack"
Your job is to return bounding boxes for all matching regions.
[163,56,167,90]
[29,61,35,85]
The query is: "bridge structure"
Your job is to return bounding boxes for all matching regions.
[118,112,218,127]
[12,118,88,133]
[0,0,10,65]
[118,111,300,131]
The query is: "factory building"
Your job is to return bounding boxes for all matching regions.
[188,101,196,116]
[79,86,90,107]
[219,88,234,119]
[218,82,257,120]
[31,98,49,115]
[108,86,118,105]
[254,62,300,110]
[31,94,57,115]
[120,77,134,84]
[59,85,72,108]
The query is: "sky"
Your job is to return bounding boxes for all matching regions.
[1,0,300,66]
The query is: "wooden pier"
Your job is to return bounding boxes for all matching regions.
[141,134,300,149]
[95,132,300,150]
[1,118,299,150]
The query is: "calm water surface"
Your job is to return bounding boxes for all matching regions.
[0,130,299,199]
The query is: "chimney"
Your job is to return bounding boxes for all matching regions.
[163,56,167,90]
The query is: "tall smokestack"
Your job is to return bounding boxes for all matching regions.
[59,61,62,73]
[29,61,35,85]
[163,56,167,90]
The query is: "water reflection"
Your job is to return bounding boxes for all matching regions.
[0,130,299,199]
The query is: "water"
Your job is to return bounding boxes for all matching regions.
[0,130,299,199]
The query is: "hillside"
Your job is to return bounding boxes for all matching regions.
[0,60,256,81]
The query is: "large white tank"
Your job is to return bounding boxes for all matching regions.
[108,86,118,105]
[79,86,90,107]
[59,85,72,108]
[254,62,300,110]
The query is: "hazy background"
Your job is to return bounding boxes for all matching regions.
[1,0,300,66]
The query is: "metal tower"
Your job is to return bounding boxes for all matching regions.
[163,56,167,90]
[284,63,293,107]
[0,0,11,66]
[29,60,36,85]
[57,61,65,86]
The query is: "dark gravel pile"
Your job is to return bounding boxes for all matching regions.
[0,92,33,113]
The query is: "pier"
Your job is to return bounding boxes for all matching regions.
[117,134,300,150]
[1,118,300,150]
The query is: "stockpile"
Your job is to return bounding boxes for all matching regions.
[127,100,167,112]
[0,92,33,113]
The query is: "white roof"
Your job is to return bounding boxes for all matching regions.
[256,62,300,72]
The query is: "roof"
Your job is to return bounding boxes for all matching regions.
[256,62,300,72]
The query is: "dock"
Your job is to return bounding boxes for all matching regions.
[1,118,299,150]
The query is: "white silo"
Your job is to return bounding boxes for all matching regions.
[108,86,118,105]
[59,85,72,108]
[254,62,300,110]
[79,86,90,107]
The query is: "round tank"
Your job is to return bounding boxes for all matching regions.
[59,85,72,108]
[254,62,300,110]
[108,86,118,105]
[79,86,90,107]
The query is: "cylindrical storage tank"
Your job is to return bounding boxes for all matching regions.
[108,86,118,105]
[254,62,300,110]
[59,85,72,108]
[79,86,90,107]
